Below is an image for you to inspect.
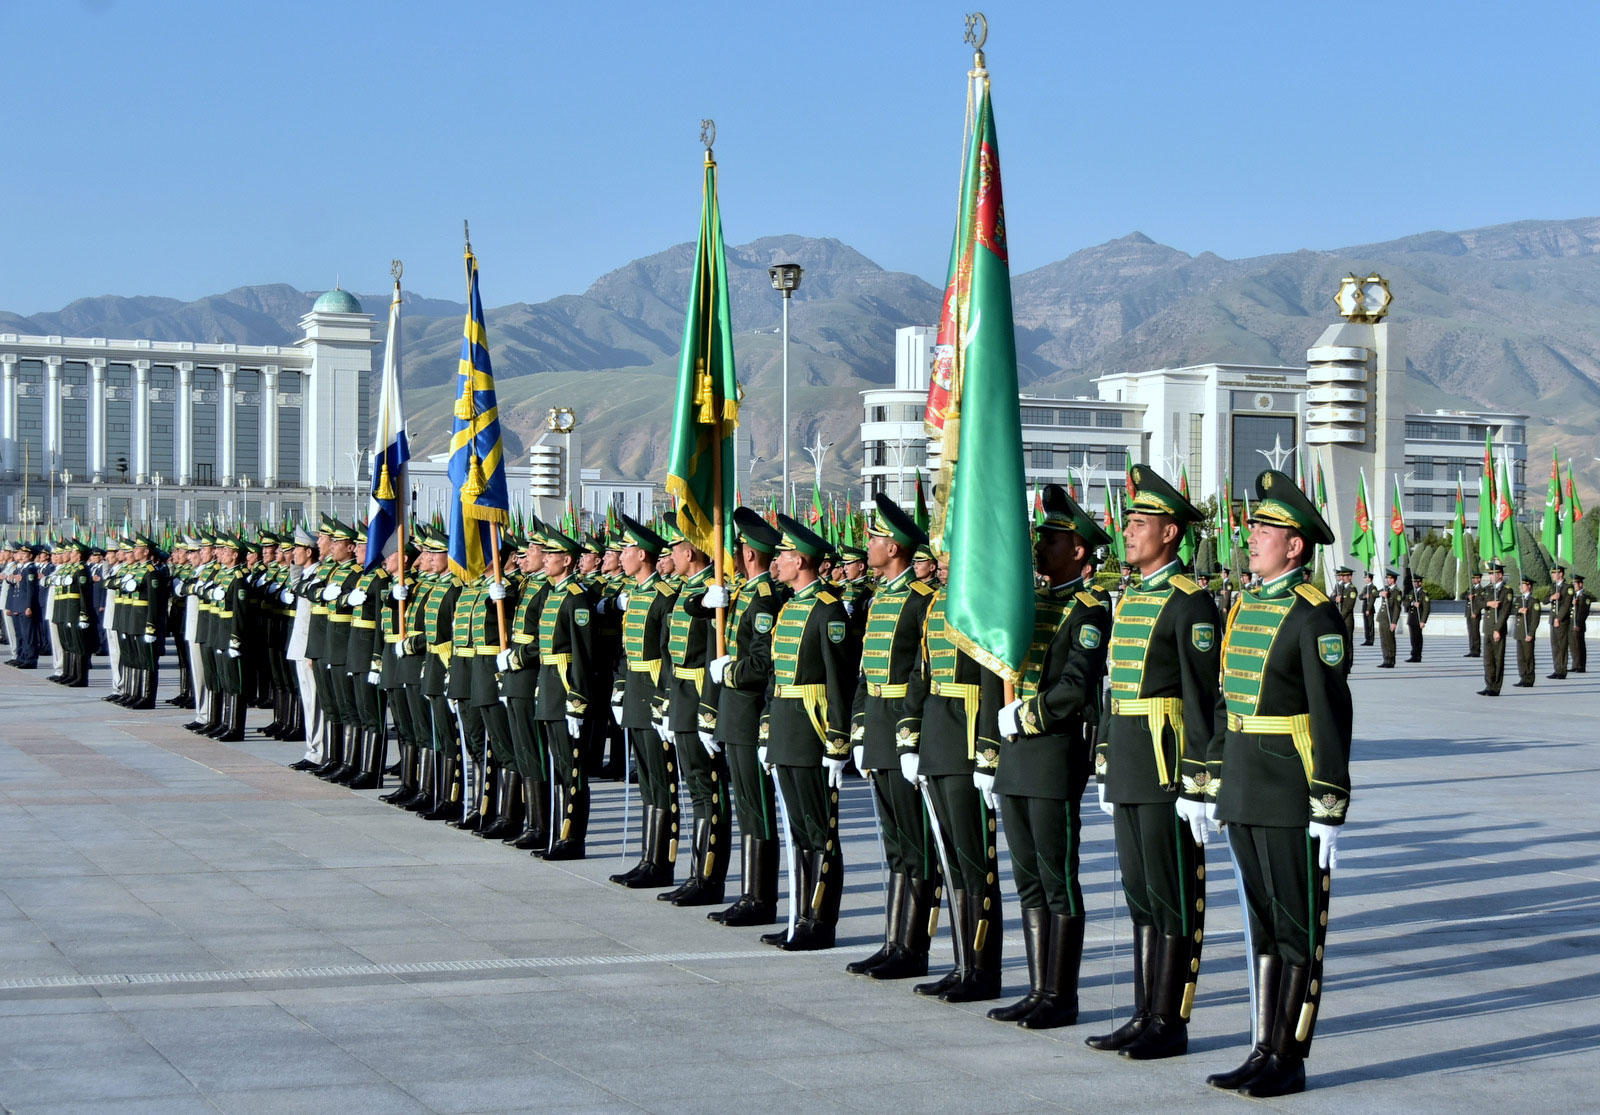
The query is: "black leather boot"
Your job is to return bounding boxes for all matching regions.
[479,771,524,840]
[940,883,1002,1002]
[779,849,841,951]
[761,848,817,947]
[399,750,435,810]
[313,725,347,779]
[420,754,462,820]
[1086,923,1157,1051]
[712,834,777,926]
[530,780,562,855]
[452,759,488,830]
[658,818,707,902]
[1118,934,1191,1060]
[1019,912,1085,1029]
[672,807,728,906]
[381,745,419,803]
[611,804,655,885]
[511,780,550,849]
[848,873,908,975]
[870,875,935,980]
[623,805,675,888]
[1239,962,1309,1098]
[914,887,970,997]
[988,906,1048,1020]
[542,781,588,860]
[1208,953,1281,1089]
[346,728,386,790]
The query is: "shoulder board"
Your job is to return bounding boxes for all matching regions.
[656,582,678,597]
[910,580,935,596]
[1075,590,1101,609]
[1169,574,1200,595]
[1294,582,1329,607]
[757,581,771,596]
[567,582,585,596]
[817,590,839,605]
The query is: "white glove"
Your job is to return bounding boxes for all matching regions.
[1175,797,1209,846]
[211,587,226,602]
[348,589,367,606]
[142,633,156,644]
[279,589,294,605]
[565,714,582,738]
[77,618,90,629]
[702,584,731,610]
[708,655,732,685]
[998,698,1024,739]
[366,670,381,685]
[487,581,507,601]
[320,584,339,601]
[616,591,630,611]
[823,756,848,788]
[392,583,408,601]
[611,699,624,722]
[1097,781,1114,817]
[758,745,770,769]
[226,647,241,659]
[853,744,866,775]
[495,649,512,671]
[1309,822,1340,869]
[973,769,999,811]
[395,640,411,657]
[1205,801,1220,832]
[700,731,721,756]
[900,752,920,785]
[844,601,855,617]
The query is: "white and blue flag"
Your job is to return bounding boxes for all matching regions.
[365,271,411,569]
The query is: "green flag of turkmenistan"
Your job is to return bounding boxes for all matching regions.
[1451,477,1467,560]
[1541,447,1561,557]
[664,151,738,565]
[1561,465,1578,564]
[1350,471,1376,572]
[1478,428,1498,562]
[934,75,1034,682]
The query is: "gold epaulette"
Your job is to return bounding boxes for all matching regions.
[1075,590,1101,609]
[757,581,772,597]
[817,589,839,605]
[567,582,585,596]
[1169,574,1200,595]
[656,582,678,597]
[1294,582,1329,607]
[910,580,935,596]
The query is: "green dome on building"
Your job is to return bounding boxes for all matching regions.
[312,287,362,314]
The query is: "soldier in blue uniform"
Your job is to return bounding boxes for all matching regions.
[1087,464,1220,1061]
[987,486,1111,1029]
[1204,470,1351,1097]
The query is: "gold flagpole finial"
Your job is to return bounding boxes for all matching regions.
[964,11,987,67]
[391,259,403,283]
[700,118,716,161]
[463,219,472,255]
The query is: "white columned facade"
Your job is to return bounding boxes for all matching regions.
[44,356,63,473]
[176,361,194,484]
[219,363,237,484]
[132,360,151,482]
[262,366,280,485]
[89,358,107,481]
[1,353,16,476]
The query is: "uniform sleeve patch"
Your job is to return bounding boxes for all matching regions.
[1317,632,1345,666]
[1079,625,1102,650]
[826,620,847,644]
[574,608,591,627]
[1191,623,1215,652]
[754,613,774,634]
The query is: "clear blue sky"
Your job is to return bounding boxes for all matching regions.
[5,0,1599,314]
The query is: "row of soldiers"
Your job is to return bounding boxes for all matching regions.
[4,464,1350,1098]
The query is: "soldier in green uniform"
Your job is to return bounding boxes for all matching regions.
[1087,464,1220,1061]
[414,531,468,818]
[496,532,552,848]
[340,532,392,788]
[379,539,424,804]
[208,535,249,742]
[987,486,1111,1029]
[530,526,598,860]
[1359,571,1377,646]
[470,538,524,839]
[1405,576,1430,662]
[898,548,1007,1002]
[759,515,854,951]
[607,516,679,885]
[313,521,364,776]
[654,524,731,906]
[1463,571,1484,658]
[1332,567,1357,643]
[1478,562,1510,696]
[913,544,939,586]
[1514,575,1540,687]
[699,509,788,925]
[54,542,94,688]
[1572,575,1589,672]
[1204,470,1351,1098]
[1375,571,1402,668]
[1547,565,1572,679]
[167,541,197,709]
[844,495,938,978]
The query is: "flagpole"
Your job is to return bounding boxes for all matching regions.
[390,264,409,637]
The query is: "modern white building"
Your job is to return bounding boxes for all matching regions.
[1402,409,1528,535]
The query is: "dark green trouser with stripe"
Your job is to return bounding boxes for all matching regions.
[1002,793,1083,916]
[1113,800,1197,939]
[1228,823,1315,967]
[727,742,775,842]
[872,768,933,881]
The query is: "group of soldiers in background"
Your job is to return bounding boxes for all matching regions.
[0,463,1357,1098]
[1461,563,1589,695]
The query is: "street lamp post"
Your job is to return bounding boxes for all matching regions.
[769,263,803,514]
[345,449,368,522]
[152,473,163,529]
[802,434,832,521]
[60,470,72,525]
[239,476,251,528]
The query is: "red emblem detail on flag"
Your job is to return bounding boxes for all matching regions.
[976,141,1007,264]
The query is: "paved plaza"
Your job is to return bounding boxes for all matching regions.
[0,633,1596,1113]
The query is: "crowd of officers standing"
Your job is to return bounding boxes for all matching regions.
[2,466,1359,1098]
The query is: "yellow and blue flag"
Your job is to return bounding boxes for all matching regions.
[446,243,510,581]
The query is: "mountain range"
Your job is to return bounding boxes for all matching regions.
[7,217,1600,492]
